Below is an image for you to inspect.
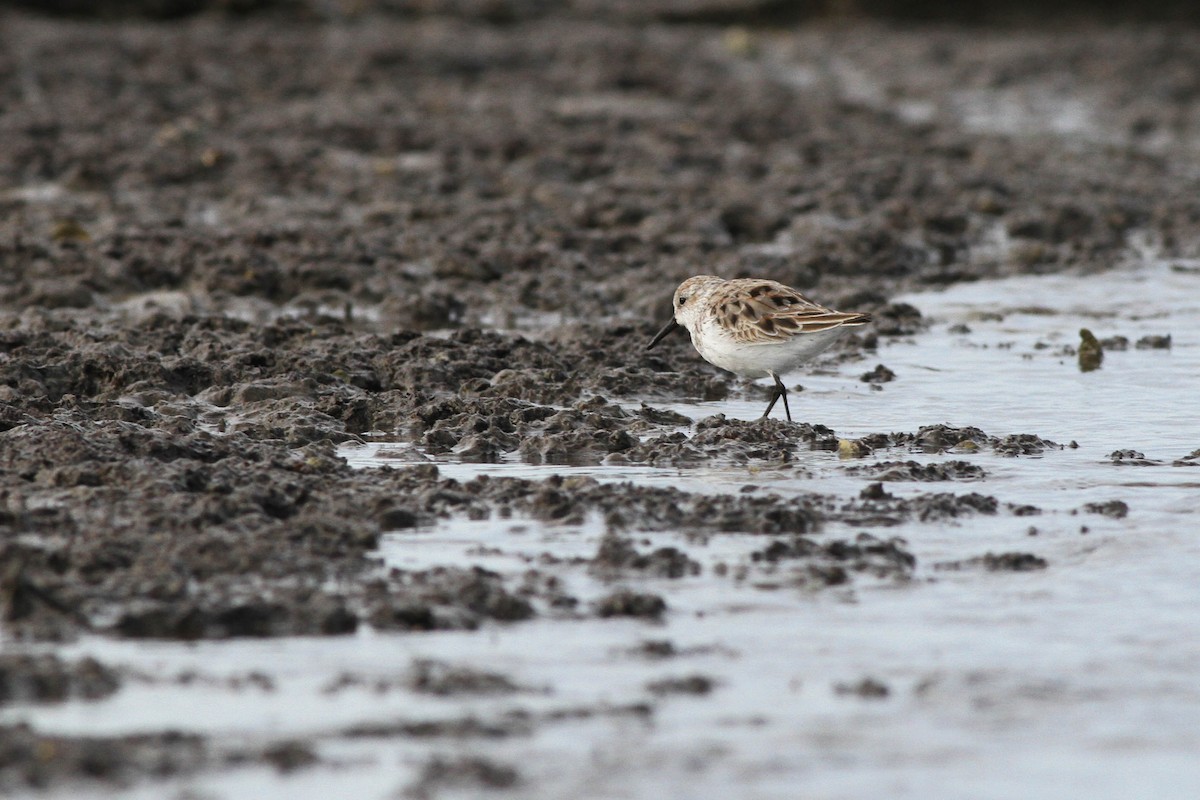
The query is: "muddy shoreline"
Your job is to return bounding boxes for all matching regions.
[2,4,1199,794]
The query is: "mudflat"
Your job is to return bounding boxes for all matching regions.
[2,3,1199,796]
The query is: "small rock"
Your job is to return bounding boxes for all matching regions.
[1078,328,1103,372]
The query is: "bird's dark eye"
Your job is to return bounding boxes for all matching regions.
[677,295,689,307]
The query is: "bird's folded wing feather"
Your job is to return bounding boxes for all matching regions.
[713,282,869,344]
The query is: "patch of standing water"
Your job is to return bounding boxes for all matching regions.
[5,263,1200,800]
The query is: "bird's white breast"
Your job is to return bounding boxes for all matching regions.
[690,317,848,378]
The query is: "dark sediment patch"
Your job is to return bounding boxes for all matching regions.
[320,660,528,697]
[615,415,840,467]
[1108,449,1164,466]
[340,715,530,741]
[749,533,916,585]
[259,740,320,774]
[847,459,986,481]
[590,534,702,579]
[646,675,716,696]
[1,399,1058,643]
[409,659,526,697]
[859,425,1060,457]
[405,755,521,795]
[934,552,1049,572]
[412,471,826,535]
[840,485,1003,526]
[909,492,1000,521]
[1173,449,1200,467]
[623,640,737,660]
[0,655,120,706]
[363,567,536,632]
[834,677,891,699]
[3,14,1199,336]
[0,723,207,793]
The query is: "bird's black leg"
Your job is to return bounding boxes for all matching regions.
[762,384,780,420]
[777,374,792,422]
[761,373,792,423]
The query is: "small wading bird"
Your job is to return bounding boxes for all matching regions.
[646,275,871,422]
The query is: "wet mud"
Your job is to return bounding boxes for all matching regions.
[2,1,1197,793]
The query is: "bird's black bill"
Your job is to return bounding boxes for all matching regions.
[646,318,681,350]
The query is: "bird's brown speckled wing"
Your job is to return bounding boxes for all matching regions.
[711,279,871,344]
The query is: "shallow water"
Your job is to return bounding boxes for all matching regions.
[5,262,1200,799]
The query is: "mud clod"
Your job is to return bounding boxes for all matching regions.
[1108,450,1161,466]
[1082,500,1130,518]
[1135,335,1172,349]
[858,482,893,500]
[994,434,1062,456]
[594,591,668,620]
[912,492,1000,520]
[860,364,897,384]
[871,304,925,337]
